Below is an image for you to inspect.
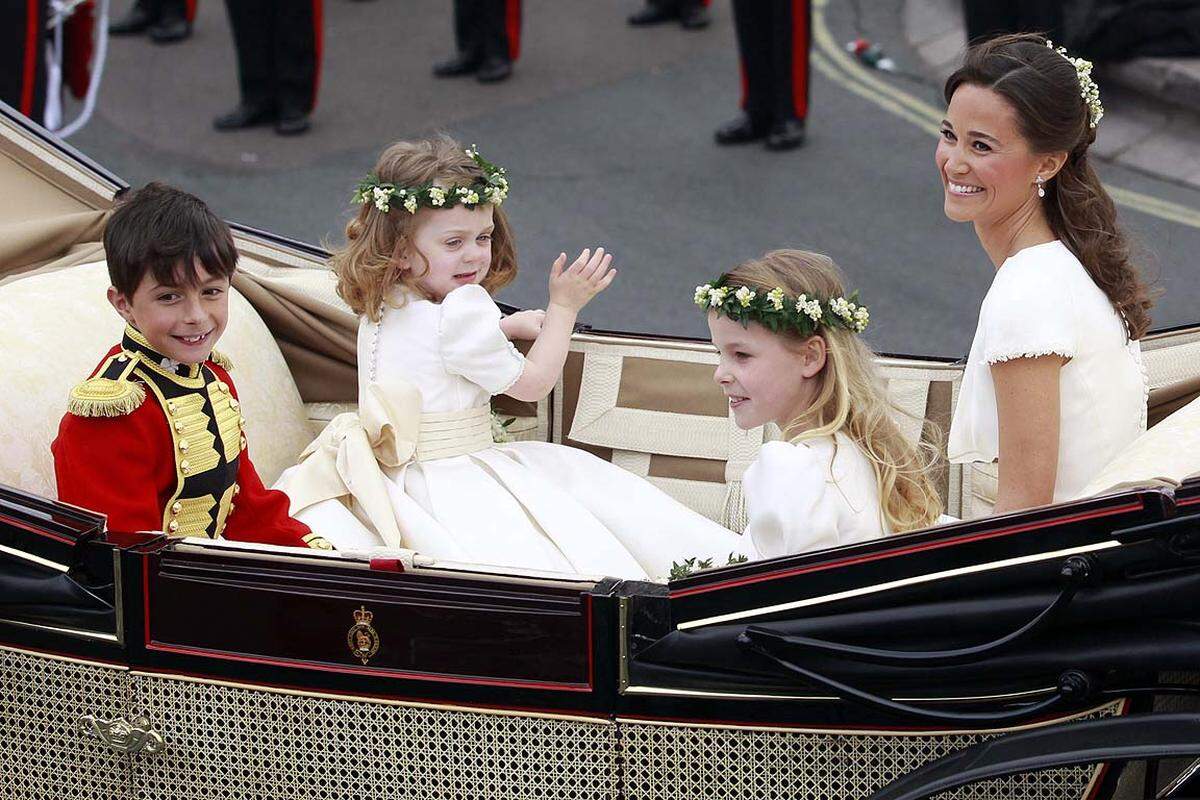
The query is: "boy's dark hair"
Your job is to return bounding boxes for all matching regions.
[104,182,238,296]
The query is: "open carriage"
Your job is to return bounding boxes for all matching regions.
[4,101,1200,799]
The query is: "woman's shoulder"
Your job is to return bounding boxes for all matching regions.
[991,241,1085,294]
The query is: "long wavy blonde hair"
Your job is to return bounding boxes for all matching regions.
[332,136,518,321]
[724,250,943,532]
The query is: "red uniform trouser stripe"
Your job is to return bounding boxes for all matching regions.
[311,0,323,110]
[185,0,197,22]
[21,0,38,116]
[790,0,809,119]
[505,0,521,62]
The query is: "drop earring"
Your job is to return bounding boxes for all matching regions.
[1036,176,1046,198]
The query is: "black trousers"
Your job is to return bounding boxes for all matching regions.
[0,0,48,124]
[128,0,189,22]
[452,0,522,63]
[732,0,811,125]
[224,0,321,114]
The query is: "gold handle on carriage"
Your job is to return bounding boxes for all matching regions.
[78,713,166,755]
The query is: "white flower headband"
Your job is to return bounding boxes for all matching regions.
[352,146,509,214]
[1046,40,1104,129]
[694,278,870,335]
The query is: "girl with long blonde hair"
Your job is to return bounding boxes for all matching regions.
[281,136,752,578]
[701,249,942,557]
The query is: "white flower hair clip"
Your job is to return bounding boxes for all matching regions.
[1046,40,1104,129]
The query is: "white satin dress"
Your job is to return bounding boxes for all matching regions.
[285,284,752,580]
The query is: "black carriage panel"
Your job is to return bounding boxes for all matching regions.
[0,483,128,656]
[131,541,619,712]
[665,488,1174,626]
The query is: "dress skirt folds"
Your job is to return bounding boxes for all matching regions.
[277,285,752,580]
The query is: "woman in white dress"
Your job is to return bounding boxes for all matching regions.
[700,250,943,558]
[939,34,1154,512]
[278,137,751,579]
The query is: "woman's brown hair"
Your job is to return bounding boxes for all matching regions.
[945,33,1154,338]
[332,136,518,321]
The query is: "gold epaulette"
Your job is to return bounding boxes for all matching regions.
[67,353,146,418]
[209,349,234,371]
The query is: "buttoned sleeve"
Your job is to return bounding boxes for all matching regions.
[214,366,329,550]
[437,284,526,395]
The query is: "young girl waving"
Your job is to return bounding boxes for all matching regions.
[281,137,750,579]
[700,250,942,558]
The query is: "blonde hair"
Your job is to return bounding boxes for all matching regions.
[724,250,943,532]
[332,136,518,321]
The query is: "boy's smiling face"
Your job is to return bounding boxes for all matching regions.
[107,260,230,365]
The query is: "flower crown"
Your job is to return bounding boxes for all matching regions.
[694,277,870,335]
[1046,40,1103,129]
[352,146,510,214]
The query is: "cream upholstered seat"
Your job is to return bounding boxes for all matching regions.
[0,261,313,501]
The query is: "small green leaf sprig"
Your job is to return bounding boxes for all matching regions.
[352,145,510,214]
[694,277,870,335]
[669,552,750,580]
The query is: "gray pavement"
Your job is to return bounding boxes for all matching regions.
[67,0,1200,359]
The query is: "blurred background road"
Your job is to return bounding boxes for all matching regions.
[59,0,1200,357]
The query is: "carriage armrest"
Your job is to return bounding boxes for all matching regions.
[865,713,1200,800]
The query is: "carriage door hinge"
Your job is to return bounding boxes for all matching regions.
[79,714,166,755]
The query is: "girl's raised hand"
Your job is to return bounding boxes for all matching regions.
[548,247,617,312]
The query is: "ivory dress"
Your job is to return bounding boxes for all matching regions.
[281,284,752,580]
[743,433,889,559]
[948,240,1148,502]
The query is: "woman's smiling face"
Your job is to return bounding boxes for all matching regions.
[936,83,1049,225]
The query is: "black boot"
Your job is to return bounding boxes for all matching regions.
[275,107,311,136]
[714,113,769,145]
[475,57,513,83]
[109,0,153,35]
[148,17,191,43]
[678,4,710,29]
[433,52,482,77]
[212,103,277,131]
[765,118,806,151]
[627,4,676,25]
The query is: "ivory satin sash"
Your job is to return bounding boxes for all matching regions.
[278,378,493,548]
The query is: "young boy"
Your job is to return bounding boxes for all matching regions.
[52,183,332,550]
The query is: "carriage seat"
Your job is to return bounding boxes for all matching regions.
[0,261,314,502]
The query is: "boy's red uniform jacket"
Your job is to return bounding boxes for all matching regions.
[52,325,331,550]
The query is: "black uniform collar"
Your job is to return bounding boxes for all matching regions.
[122,324,206,380]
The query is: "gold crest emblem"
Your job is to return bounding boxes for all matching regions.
[346,606,381,665]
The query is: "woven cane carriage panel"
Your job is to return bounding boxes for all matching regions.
[130,674,618,800]
[0,645,131,800]
[618,703,1120,800]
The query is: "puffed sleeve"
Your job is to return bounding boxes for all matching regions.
[980,259,1078,365]
[438,284,526,395]
[743,441,841,559]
